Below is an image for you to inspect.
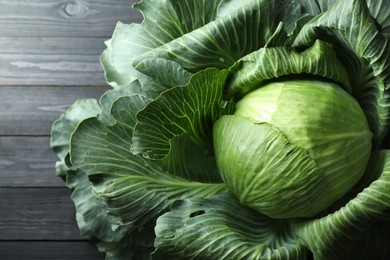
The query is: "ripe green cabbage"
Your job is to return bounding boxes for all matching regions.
[214,79,373,218]
[51,0,390,259]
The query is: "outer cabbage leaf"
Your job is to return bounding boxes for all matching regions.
[227,39,351,99]
[132,0,283,75]
[51,87,214,258]
[272,0,312,39]
[160,134,223,183]
[51,100,136,257]
[51,99,101,172]
[66,82,228,258]
[131,68,234,162]
[100,0,224,89]
[153,192,308,259]
[294,0,390,33]
[67,169,152,259]
[292,0,335,15]
[365,0,390,33]
[293,0,390,147]
[97,80,150,125]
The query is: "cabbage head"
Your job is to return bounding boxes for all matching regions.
[51,0,390,259]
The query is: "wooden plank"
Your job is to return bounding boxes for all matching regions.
[0,136,62,188]
[0,241,104,260]
[0,0,142,37]
[0,38,107,85]
[0,187,83,240]
[0,86,109,136]
[0,1,144,258]
[0,37,106,55]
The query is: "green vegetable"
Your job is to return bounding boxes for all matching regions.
[51,0,390,259]
[214,79,372,218]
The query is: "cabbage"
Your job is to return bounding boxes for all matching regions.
[214,80,372,218]
[51,0,390,259]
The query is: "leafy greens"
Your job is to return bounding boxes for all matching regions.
[51,0,390,259]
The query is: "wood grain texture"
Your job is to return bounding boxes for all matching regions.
[0,242,104,260]
[0,0,145,258]
[0,137,62,187]
[0,0,142,37]
[0,37,107,85]
[0,86,109,135]
[0,187,83,240]
[0,37,106,55]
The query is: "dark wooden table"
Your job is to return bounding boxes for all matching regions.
[0,1,141,258]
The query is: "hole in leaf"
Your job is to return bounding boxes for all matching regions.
[189,210,206,218]
[163,232,175,239]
